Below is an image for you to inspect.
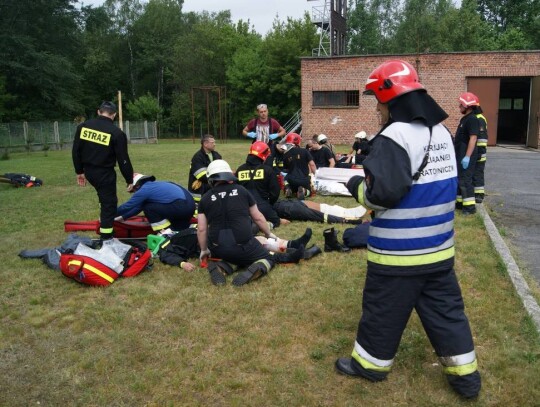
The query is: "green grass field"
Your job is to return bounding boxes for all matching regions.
[1,140,539,406]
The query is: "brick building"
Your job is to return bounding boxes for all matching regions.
[301,51,540,148]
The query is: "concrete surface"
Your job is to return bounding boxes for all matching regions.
[482,144,540,332]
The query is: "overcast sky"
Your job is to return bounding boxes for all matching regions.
[80,0,319,36]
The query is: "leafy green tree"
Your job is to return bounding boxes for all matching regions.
[104,0,144,99]
[0,0,83,120]
[0,76,14,122]
[168,11,257,136]
[126,92,162,120]
[347,0,403,54]
[132,0,184,109]
[78,5,123,116]
[260,16,318,122]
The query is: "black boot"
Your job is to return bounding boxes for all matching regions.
[232,260,271,286]
[208,261,233,286]
[304,245,322,260]
[287,228,312,249]
[324,227,351,253]
[273,246,305,264]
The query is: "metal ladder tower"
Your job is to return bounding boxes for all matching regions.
[308,0,347,57]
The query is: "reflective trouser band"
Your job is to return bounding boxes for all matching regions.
[474,187,484,193]
[100,227,113,234]
[477,156,486,162]
[477,142,488,147]
[194,169,207,179]
[368,246,454,267]
[323,213,328,223]
[442,359,478,376]
[463,198,475,207]
[352,347,392,373]
[151,219,171,231]
[254,259,272,272]
[69,260,115,283]
[456,196,463,203]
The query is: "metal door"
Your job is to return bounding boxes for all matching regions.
[467,78,500,145]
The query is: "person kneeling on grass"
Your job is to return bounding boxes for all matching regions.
[197,159,319,286]
[116,173,195,236]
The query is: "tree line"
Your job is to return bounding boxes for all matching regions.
[0,0,538,137]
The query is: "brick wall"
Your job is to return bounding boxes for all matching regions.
[301,51,540,148]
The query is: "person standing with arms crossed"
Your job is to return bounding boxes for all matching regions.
[72,101,134,243]
[335,60,481,399]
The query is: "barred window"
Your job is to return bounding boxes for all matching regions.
[312,91,359,107]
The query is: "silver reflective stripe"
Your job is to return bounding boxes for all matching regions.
[439,350,476,367]
[370,220,453,239]
[194,167,207,178]
[354,341,393,368]
[151,219,171,230]
[375,202,455,220]
[368,237,454,256]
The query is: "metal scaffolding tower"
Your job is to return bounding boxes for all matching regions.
[308,0,347,57]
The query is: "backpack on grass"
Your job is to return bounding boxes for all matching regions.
[60,240,152,286]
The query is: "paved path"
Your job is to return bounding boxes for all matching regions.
[484,145,540,283]
[482,145,540,332]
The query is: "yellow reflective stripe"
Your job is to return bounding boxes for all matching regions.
[100,227,113,234]
[194,169,207,179]
[478,157,486,162]
[477,142,488,147]
[443,359,478,376]
[352,349,392,372]
[68,259,82,267]
[83,263,115,283]
[151,219,171,231]
[368,246,454,267]
[358,182,366,206]
[80,127,111,146]
[323,213,328,223]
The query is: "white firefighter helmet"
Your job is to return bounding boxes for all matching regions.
[207,159,238,186]
[317,134,328,143]
[355,131,367,139]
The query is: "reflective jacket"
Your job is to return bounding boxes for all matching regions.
[348,121,457,276]
[475,113,488,162]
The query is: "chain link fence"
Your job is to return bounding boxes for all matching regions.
[0,121,158,151]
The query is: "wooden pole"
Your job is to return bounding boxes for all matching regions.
[117,90,123,130]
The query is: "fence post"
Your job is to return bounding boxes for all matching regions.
[125,121,130,141]
[154,121,158,143]
[54,121,59,147]
[144,120,148,143]
[23,121,28,144]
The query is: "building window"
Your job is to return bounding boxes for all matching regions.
[312,90,359,107]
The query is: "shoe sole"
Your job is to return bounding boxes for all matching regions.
[209,267,227,286]
[232,269,264,286]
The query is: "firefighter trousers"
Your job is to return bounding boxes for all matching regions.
[85,166,117,238]
[353,269,480,393]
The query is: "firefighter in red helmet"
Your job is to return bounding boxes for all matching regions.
[457,92,488,204]
[281,133,316,200]
[236,142,285,229]
[336,60,481,399]
[455,92,481,214]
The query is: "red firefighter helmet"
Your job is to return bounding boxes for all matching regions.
[249,141,271,161]
[459,92,480,108]
[285,133,301,145]
[363,60,424,104]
